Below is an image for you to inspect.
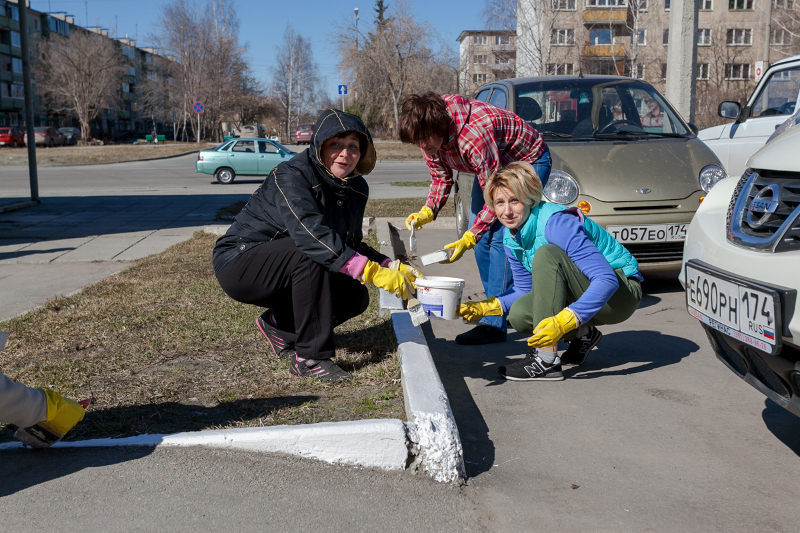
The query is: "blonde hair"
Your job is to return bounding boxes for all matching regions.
[484,161,543,209]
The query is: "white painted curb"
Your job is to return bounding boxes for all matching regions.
[1,419,409,470]
[377,218,466,483]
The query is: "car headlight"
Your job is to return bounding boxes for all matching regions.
[699,165,727,193]
[543,170,579,204]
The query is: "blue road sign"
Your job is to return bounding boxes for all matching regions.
[338,85,348,95]
[193,102,204,113]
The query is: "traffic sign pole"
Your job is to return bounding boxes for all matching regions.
[193,102,204,144]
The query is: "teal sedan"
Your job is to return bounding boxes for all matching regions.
[196,138,296,184]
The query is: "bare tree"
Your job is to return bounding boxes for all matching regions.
[272,26,321,140]
[35,31,124,142]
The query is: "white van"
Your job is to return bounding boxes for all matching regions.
[698,54,800,178]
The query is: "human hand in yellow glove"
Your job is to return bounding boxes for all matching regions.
[38,389,86,438]
[405,206,435,230]
[458,297,502,322]
[527,309,579,349]
[361,260,415,300]
[387,259,424,283]
[444,230,477,263]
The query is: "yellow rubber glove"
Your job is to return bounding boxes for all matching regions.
[38,389,86,437]
[387,259,425,283]
[527,309,579,349]
[458,297,502,322]
[361,260,415,300]
[444,230,477,263]
[405,206,435,230]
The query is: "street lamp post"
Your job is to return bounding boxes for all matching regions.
[355,7,359,48]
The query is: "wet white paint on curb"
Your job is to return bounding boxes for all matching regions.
[0,420,409,470]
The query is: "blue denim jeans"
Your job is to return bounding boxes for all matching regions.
[468,145,552,333]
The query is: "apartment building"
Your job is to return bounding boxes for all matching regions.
[0,0,166,136]
[456,30,517,95]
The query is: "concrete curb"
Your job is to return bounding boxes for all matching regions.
[0,420,410,469]
[377,218,466,483]
[46,146,213,167]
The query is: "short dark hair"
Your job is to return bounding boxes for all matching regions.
[398,92,451,144]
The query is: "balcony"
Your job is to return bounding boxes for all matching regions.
[492,44,514,51]
[583,9,628,23]
[492,63,515,70]
[582,44,627,57]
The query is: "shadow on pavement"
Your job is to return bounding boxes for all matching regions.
[0,446,155,497]
[568,330,700,379]
[762,399,800,457]
[0,247,75,261]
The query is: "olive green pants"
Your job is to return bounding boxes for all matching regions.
[507,244,642,340]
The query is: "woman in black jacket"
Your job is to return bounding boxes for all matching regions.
[213,110,419,382]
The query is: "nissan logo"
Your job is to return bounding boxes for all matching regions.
[635,189,651,194]
[746,184,780,229]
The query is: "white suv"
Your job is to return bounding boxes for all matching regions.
[698,54,800,178]
[681,121,800,416]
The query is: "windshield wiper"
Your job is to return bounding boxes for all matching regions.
[593,130,685,138]
[542,132,573,138]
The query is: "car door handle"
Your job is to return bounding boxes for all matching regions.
[776,124,781,130]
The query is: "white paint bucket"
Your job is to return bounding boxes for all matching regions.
[415,276,465,320]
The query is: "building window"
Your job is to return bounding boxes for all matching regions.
[122,45,135,58]
[725,63,750,80]
[495,35,511,45]
[661,63,668,79]
[665,0,670,10]
[473,54,487,64]
[47,16,70,37]
[698,28,711,45]
[147,71,158,82]
[552,0,577,9]
[10,114,18,126]
[663,29,669,45]
[729,0,753,8]
[473,73,487,84]
[34,18,40,31]
[472,35,489,45]
[7,5,19,21]
[122,82,130,93]
[12,57,22,74]
[10,31,20,48]
[586,0,627,5]
[697,63,710,80]
[546,63,575,75]
[726,28,752,45]
[551,29,575,45]
[700,0,713,8]
[771,28,790,45]
[495,56,512,64]
[631,0,648,11]
[589,28,615,45]
[773,0,793,7]
[632,29,646,45]
[633,63,646,79]
[10,82,24,98]
[129,66,136,76]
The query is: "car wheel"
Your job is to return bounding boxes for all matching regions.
[48,138,54,148]
[12,140,18,148]
[215,167,235,184]
[454,183,470,238]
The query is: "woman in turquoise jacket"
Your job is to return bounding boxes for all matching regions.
[459,162,643,381]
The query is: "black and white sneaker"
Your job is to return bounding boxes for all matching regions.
[498,350,564,381]
[560,326,602,366]
[290,355,352,382]
[256,312,296,360]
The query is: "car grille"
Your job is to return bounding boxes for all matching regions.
[623,242,684,263]
[728,169,800,252]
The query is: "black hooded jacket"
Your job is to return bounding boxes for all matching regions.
[212,110,388,274]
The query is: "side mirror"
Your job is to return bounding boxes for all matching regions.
[278,149,286,156]
[687,122,699,135]
[718,101,741,120]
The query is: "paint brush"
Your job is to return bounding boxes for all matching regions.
[407,297,428,327]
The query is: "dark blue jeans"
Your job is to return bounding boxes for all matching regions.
[468,145,552,333]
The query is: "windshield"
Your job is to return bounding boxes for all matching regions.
[272,141,295,154]
[513,78,690,139]
[297,125,313,131]
[35,127,48,132]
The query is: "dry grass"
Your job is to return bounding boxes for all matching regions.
[373,141,424,161]
[0,143,217,167]
[0,231,402,442]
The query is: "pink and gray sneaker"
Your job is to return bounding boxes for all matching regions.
[256,312,296,360]
[290,354,352,382]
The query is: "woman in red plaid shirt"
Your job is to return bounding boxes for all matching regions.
[399,92,551,345]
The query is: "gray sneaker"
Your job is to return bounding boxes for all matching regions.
[499,350,564,381]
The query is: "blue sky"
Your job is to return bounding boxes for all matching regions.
[29,0,488,99]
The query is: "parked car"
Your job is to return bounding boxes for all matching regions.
[458,75,726,273]
[112,131,145,144]
[0,127,24,147]
[24,126,66,147]
[59,127,81,145]
[681,118,800,417]
[294,124,314,144]
[195,137,296,184]
[269,135,281,143]
[698,54,800,178]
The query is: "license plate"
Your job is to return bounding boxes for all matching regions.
[607,224,686,243]
[685,260,781,354]
[0,142,4,145]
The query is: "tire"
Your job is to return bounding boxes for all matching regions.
[48,138,54,148]
[454,183,470,238]
[12,140,18,148]
[215,167,235,184]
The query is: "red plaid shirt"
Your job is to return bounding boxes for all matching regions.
[422,94,546,239]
